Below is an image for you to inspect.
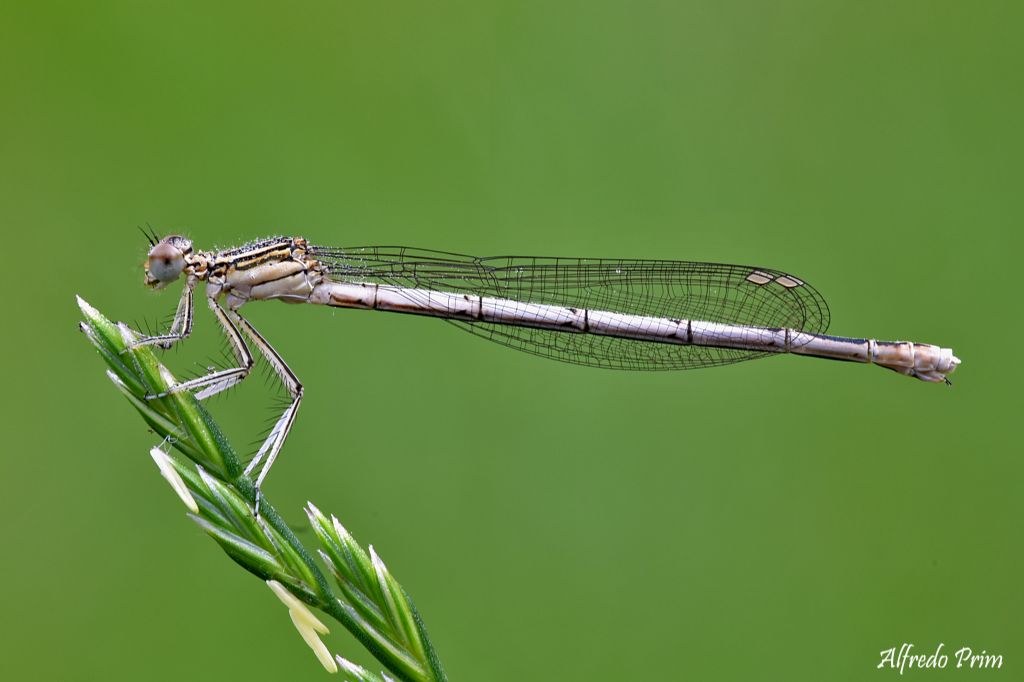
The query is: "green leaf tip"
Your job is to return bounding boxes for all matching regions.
[76,294,100,320]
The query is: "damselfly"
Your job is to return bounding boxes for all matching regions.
[132,230,959,509]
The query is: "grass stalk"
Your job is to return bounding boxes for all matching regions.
[78,296,447,682]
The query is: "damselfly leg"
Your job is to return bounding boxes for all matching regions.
[125,279,196,351]
[146,296,253,400]
[230,312,303,518]
[138,289,302,517]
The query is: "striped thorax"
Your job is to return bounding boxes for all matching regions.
[203,237,325,310]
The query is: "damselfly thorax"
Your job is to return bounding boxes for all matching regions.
[133,229,960,512]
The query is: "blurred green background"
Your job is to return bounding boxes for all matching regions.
[1,1,1020,680]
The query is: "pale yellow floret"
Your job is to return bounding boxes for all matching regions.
[266,580,330,634]
[289,610,338,673]
[149,447,199,513]
[267,580,336,672]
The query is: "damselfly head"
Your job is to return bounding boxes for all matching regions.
[144,235,192,289]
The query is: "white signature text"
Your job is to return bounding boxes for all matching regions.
[878,643,1003,673]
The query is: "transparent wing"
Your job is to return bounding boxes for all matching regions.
[309,245,831,371]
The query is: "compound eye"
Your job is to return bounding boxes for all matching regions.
[146,242,185,285]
